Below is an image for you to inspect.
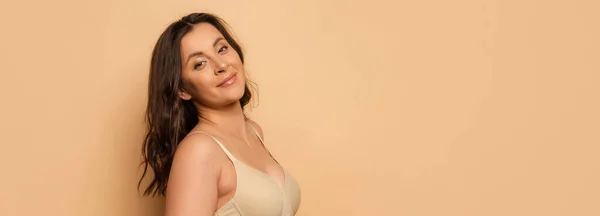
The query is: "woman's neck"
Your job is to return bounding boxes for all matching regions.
[196,101,249,140]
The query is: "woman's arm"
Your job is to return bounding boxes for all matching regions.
[165,134,223,216]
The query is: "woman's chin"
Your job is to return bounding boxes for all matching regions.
[222,93,245,105]
[211,86,246,108]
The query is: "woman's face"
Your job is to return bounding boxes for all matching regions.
[178,23,246,109]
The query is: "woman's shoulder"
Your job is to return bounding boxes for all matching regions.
[174,131,226,164]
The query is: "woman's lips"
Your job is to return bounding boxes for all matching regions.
[217,73,237,87]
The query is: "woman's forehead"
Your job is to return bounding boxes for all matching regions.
[181,23,225,54]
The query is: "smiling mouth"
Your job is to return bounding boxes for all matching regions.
[217,73,237,87]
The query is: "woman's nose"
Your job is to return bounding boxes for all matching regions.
[213,58,228,74]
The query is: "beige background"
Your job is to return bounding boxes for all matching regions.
[1,0,599,215]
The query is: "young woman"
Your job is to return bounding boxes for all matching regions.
[138,13,301,216]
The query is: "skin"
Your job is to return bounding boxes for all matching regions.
[165,23,286,216]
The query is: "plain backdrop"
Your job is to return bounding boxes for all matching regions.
[1,0,599,215]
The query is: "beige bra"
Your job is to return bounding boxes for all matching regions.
[188,125,301,216]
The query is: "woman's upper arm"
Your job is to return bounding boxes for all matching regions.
[165,134,222,216]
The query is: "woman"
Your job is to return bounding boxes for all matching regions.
[138,13,301,216]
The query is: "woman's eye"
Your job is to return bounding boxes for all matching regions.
[194,61,206,70]
[218,46,229,54]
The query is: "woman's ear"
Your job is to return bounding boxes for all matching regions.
[178,89,192,100]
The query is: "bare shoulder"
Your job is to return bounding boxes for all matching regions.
[173,132,225,165]
[246,119,265,139]
[169,132,226,185]
[166,132,224,215]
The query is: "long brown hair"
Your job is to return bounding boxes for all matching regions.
[138,12,253,196]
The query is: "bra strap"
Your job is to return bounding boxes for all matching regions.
[247,123,264,144]
[246,122,280,163]
[186,131,236,161]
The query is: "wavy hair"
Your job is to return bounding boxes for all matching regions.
[138,12,253,196]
